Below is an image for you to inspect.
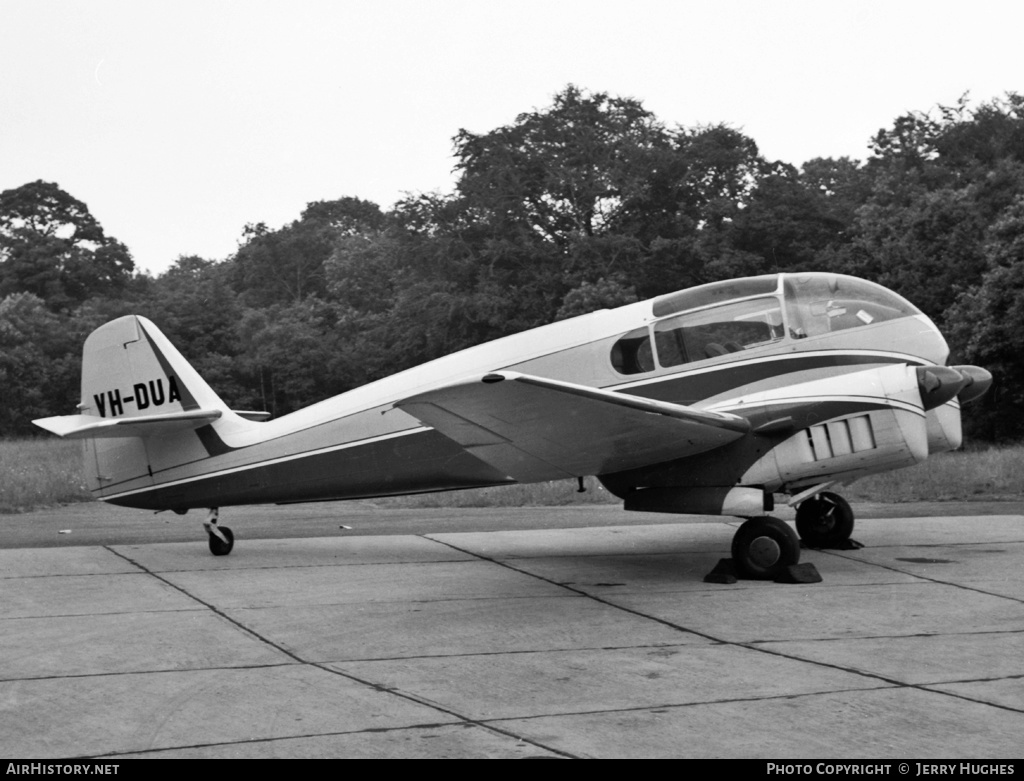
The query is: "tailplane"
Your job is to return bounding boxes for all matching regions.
[33,315,260,498]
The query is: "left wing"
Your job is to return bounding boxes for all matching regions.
[395,371,749,482]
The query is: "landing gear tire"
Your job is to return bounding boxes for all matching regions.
[731,516,801,580]
[795,492,854,548]
[208,526,234,556]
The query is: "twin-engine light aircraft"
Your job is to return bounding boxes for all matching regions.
[35,273,991,579]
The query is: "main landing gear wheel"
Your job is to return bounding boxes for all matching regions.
[731,516,801,580]
[795,492,854,548]
[208,526,234,556]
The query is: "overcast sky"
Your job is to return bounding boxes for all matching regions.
[2,0,1020,275]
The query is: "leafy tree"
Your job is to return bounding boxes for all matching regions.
[837,187,989,321]
[454,85,674,246]
[325,233,401,314]
[618,123,769,297]
[833,93,1024,323]
[448,88,778,309]
[0,293,84,434]
[931,93,1024,176]
[671,124,762,228]
[390,193,565,345]
[235,298,347,416]
[300,197,386,234]
[131,256,252,405]
[946,196,1024,440]
[0,181,134,310]
[232,197,384,307]
[556,277,638,320]
[451,85,691,301]
[719,162,851,276]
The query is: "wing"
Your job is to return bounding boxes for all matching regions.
[395,371,749,482]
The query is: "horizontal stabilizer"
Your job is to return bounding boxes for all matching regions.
[396,371,749,482]
[33,409,222,439]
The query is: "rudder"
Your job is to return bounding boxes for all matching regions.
[34,315,243,501]
[81,315,228,420]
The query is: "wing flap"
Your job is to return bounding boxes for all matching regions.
[33,409,222,439]
[396,372,749,482]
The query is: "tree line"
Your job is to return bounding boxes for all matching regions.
[2,86,1022,439]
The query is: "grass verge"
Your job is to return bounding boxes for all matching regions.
[3,438,1021,514]
[0,438,93,513]
[846,446,1024,503]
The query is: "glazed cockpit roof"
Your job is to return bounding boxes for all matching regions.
[651,273,921,320]
[652,275,779,318]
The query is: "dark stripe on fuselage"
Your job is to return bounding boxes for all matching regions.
[614,352,920,405]
[106,427,512,511]
[195,424,233,456]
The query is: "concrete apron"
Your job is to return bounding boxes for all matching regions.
[1,516,1023,758]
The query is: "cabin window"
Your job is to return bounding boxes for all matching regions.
[654,297,784,366]
[611,327,655,374]
[784,275,922,338]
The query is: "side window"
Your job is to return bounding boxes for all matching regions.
[610,327,655,375]
[654,297,784,366]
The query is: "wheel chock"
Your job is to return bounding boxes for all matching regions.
[703,558,738,584]
[774,562,823,584]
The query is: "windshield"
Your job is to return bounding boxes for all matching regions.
[783,274,922,338]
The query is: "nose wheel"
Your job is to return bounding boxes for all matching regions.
[731,516,801,580]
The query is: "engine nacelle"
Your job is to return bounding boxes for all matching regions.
[733,364,933,492]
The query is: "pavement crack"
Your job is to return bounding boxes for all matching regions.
[102,546,575,757]
[424,536,726,643]
[823,549,1024,605]
[103,545,309,666]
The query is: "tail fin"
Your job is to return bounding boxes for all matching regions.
[34,315,255,499]
[35,315,229,437]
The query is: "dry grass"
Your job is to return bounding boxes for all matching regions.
[0,438,93,513]
[847,446,1024,503]
[3,437,1022,514]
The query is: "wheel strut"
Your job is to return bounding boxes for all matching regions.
[203,507,234,556]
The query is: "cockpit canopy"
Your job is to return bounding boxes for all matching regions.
[611,273,922,376]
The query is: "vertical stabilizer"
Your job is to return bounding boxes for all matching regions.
[34,315,245,500]
[80,315,229,420]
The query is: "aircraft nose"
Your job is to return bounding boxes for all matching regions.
[916,366,969,410]
[949,365,993,403]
